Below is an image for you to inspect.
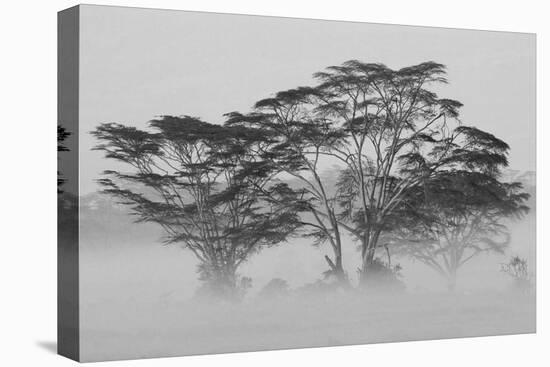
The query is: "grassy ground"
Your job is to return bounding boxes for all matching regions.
[80,289,535,362]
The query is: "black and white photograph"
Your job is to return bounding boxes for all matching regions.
[1,1,547,367]
[57,4,536,362]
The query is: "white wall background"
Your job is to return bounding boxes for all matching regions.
[0,0,547,366]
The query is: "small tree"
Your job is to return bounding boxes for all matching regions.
[501,256,532,292]
[388,169,529,291]
[258,278,290,299]
[92,116,300,300]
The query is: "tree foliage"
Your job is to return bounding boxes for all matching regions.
[93,59,530,294]
[58,125,71,193]
[225,87,349,282]
[92,116,300,299]
[226,60,526,287]
[386,169,529,290]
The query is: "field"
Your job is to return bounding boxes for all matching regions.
[78,197,536,362]
[79,288,535,362]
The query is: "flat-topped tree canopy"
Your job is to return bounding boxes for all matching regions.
[223,59,530,287]
[92,115,301,299]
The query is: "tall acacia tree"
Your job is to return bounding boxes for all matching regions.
[229,60,502,287]
[312,61,469,284]
[92,116,299,299]
[225,88,349,282]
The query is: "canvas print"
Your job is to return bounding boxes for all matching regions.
[58,5,536,362]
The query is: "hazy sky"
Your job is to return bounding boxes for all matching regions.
[79,5,535,194]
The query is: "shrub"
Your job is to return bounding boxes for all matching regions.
[501,256,532,292]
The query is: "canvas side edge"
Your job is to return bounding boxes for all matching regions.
[57,5,80,362]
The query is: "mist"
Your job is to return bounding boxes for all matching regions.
[77,191,535,362]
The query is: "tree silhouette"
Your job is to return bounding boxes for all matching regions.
[91,59,529,292]
[92,116,300,299]
[228,60,511,287]
[57,125,70,193]
[386,169,529,291]
[225,87,349,282]
[501,256,532,292]
[312,61,469,285]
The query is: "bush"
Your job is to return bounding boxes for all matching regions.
[194,274,253,302]
[358,258,405,292]
[258,278,289,299]
[501,256,532,292]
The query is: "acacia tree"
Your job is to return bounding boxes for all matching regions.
[386,169,529,291]
[225,88,349,282]
[310,61,473,285]
[92,116,299,299]
[501,256,532,291]
[229,60,504,287]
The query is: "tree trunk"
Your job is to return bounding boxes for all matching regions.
[324,253,348,285]
[446,269,457,292]
[198,262,240,300]
[321,210,348,285]
[334,253,346,282]
[331,212,347,284]
[359,229,381,287]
